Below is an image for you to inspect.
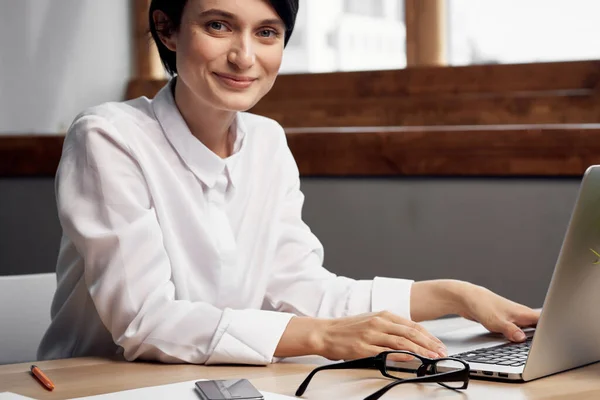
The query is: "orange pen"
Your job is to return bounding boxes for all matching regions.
[30,365,55,391]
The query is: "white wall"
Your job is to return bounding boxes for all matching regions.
[0,0,132,134]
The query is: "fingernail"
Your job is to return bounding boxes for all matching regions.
[513,331,526,341]
[438,347,448,357]
[428,351,440,358]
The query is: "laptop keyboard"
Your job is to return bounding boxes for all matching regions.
[451,337,533,367]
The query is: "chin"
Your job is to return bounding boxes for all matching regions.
[214,96,260,112]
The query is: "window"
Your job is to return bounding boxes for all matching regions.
[344,0,385,17]
[448,0,600,65]
[280,0,406,73]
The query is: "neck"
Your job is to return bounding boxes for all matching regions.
[174,79,236,159]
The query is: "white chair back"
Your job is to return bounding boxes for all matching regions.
[0,273,56,364]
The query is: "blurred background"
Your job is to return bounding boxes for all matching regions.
[2,0,600,336]
[3,0,600,131]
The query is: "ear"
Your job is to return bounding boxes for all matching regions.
[153,10,177,52]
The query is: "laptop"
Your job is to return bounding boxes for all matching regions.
[398,165,600,381]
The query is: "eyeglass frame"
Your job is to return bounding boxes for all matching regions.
[294,350,470,400]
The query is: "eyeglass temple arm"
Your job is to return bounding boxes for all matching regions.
[295,357,378,396]
[363,371,467,400]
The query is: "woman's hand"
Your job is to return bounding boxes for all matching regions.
[275,312,447,362]
[410,280,540,343]
[275,280,540,362]
[316,311,448,361]
[457,283,540,342]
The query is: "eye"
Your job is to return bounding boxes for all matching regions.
[207,21,228,32]
[257,29,277,38]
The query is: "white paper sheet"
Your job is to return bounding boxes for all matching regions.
[70,379,296,400]
[0,393,37,400]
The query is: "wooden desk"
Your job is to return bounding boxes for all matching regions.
[1,319,600,400]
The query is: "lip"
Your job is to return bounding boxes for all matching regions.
[213,72,257,89]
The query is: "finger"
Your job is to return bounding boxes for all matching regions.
[411,322,446,346]
[360,345,415,362]
[378,311,445,346]
[496,319,527,342]
[386,351,419,363]
[380,320,447,357]
[375,332,443,359]
[513,308,541,327]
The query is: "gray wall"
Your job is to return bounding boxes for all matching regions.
[302,178,580,309]
[0,179,61,275]
[0,177,581,309]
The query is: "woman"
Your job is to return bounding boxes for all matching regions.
[38,0,539,365]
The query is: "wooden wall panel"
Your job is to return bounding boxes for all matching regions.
[3,126,600,177]
[264,61,600,100]
[286,125,600,176]
[252,92,600,127]
[0,136,63,177]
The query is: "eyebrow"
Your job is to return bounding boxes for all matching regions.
[198,8,286,29]
[260,18,286,29]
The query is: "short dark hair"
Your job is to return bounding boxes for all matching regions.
[149,0,299,76]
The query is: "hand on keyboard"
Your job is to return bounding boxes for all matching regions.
[456,283,540,343]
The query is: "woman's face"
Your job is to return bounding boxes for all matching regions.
[161,0,286,112]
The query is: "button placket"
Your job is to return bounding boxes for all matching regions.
[206,172,238,305]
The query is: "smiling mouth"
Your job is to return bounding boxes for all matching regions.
[213,73,257,89]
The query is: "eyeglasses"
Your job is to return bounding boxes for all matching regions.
[295,350,470,400]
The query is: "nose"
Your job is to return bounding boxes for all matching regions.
[228,33,255,70]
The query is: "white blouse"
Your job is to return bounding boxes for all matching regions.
[38,80,414,365]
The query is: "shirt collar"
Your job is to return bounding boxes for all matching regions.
[151,79,246,190]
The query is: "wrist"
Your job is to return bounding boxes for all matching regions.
[410,279,472,321]
[274,316,328,358]
[438,280,473,317]
[308,318,329,357]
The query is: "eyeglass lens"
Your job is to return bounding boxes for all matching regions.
[385,356,466,389]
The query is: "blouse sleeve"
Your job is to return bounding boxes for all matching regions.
[56,114,293,365]
[264,142,415,321]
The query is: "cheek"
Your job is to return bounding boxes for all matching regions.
[256,49,283,96]
[260,46,284,74]
[177,31,228,72]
